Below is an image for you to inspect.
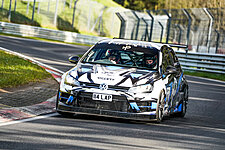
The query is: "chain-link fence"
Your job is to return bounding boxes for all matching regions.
[116,8,225,54]
[0,0,126,38]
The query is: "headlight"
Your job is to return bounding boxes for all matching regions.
[64,73,80,86]
[128,84,153,93]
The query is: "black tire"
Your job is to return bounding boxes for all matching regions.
[56,89,60,110]
[177,87,188,117]
[156,90,166,122]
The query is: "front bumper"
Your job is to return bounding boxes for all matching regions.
[57,102,157,121]
[57,85,158,121]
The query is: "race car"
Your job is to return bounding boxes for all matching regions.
[56,39,188,122]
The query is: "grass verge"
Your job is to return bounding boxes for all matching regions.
[0,50,51,88]
[184,71,225,82]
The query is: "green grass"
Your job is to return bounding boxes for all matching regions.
[184,70,225,82]
[0,50,51,88]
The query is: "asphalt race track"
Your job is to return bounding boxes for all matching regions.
[0,35,225,149]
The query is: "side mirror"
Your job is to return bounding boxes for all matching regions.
[69,56,80,64]
[174,62,181,68]
[165,66,177,75]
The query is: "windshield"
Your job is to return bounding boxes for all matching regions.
[82,47,158,70]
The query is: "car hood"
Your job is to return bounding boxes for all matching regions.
[68,63,160,88]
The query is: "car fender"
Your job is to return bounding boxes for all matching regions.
[151,79,166,100]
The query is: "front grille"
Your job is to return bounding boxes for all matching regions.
[77,92,128,112]
[80,82,129,91]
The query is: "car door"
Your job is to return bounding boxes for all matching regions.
[169,48,183,111]
[161,46,180,113]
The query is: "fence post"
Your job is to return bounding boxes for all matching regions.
[182,9,191,47]
[32,0,36,22]
[8,0,12,22]
[146,10,154,42]
[54,0,59,26]
[158,21,164,43]
[203,8,214,53]
[37,2,40,14]
[14,0,17,12]
[215,30,220,54]
[132,11,140,40]
[63,0,66,11]
[48,0,50,12]
[70,0,72,8]
[116,12,126,38]
[26,1,30,14]
[175,24,182,44]
[141,18,148,41]
[72,0,79,28]
[1,0,4,9]
[163,9,171,43]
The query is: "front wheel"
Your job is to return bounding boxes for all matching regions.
[156,90,166,122]
[177,87,188,117]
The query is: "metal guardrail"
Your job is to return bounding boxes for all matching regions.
[0,22,224,74]
[0,22,106,45]
[176,51,225,74]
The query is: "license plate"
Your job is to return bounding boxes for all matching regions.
[92,93,112,102]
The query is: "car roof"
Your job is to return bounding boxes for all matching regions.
[95,39,168,55]
[97,39,166,50]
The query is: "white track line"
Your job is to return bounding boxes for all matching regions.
[0,113,58,127]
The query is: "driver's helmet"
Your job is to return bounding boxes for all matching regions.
[105,49,120,63]
[145,55,157,68]
[105,49,114,57]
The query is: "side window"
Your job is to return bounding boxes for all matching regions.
[169,49,178,64]
[168,51,174,66]
[162,49,169,73]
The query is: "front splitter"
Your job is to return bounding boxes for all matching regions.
[57,102,156,121]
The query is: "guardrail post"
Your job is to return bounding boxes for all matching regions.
[132,11,140,40]
[8,0,12,22]
[32,0,36,22]
[158,21,164,43]
[146,10,154,42]
[163,9,171,43]
[116,12,126,38]
[215,30,220,54]
[182,9,192,47]
[203,8,214,53]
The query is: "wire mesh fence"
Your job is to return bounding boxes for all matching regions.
[117,8,225,54]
